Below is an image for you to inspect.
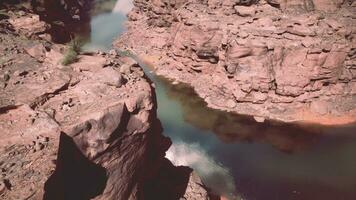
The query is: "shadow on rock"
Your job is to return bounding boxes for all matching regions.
[31,0,92,43]
[43,132,107,200]
[142,158,192,200]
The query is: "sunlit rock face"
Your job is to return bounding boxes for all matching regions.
[0,30,157,199]
[267,0,348,11]
[117,0,356,124]
[0,7,205,198]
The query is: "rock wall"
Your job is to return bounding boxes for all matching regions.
[0,9,210,200]
[117,0,356,124]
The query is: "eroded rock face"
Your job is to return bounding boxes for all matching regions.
[117,0,356,124]
[0,10,208,200]
[1,0,91,43]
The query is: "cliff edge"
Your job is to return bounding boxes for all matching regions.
[117,0,356,124]
[0,2,211,199]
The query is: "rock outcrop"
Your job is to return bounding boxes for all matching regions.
[0,0,91,43]
[0,8,210,200]
[117,0,356,124]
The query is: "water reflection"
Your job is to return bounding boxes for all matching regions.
[162,81,323,153]
[167,142,239,199]
[134,37,356,200]
[82,12,126,51]
[82,0,132,51]
[84,0,356,199]
[155,75,356,200]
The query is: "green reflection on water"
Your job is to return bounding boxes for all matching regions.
[84,1,356,199]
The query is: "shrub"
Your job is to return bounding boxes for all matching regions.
[61,38,82,66]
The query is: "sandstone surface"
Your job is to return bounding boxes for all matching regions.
[117,0,356,124]
[0,4,211,199]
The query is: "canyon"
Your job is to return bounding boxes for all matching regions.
[1,0,356,200]
[0,1,212,200]
[118,0,356,124]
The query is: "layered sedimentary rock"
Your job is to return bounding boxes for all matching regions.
[0,8,210,200]
[118,0,356,124]
[162,82,323,153]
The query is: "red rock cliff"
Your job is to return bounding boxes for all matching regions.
[117,0,356,124]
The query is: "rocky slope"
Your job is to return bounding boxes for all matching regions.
[0,3,211,200]
[117,0,356,124]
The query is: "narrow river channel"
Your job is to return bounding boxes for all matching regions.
[81,1,356,199]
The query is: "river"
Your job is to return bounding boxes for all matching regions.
[81,1,356,199]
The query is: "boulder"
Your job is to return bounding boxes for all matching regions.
[234,5,256,17]
[96,67,124,87]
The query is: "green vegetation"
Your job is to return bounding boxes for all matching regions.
[0,58,6,66]
[61,37,83,66]
[0,9,9,19]
[117,49,133,57]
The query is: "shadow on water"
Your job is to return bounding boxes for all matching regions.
[161,80,322,153]
[43,133,107,200]
[81,0,356,199]
[152,71,356,199]
[153,72,356,200]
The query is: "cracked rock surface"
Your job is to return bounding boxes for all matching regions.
[0,7,209,200]
[117,0,356,124]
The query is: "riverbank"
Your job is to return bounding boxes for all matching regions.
[0,2,213,199]
[117,0,356,125]
[136,53,356,126]
[2,1,356,200]
[79,0,356,199]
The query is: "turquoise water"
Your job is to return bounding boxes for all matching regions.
[84,1,356,199]
[82,12,127,51]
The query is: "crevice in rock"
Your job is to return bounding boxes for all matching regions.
[30,80,70,110]
[0,104,20,114]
